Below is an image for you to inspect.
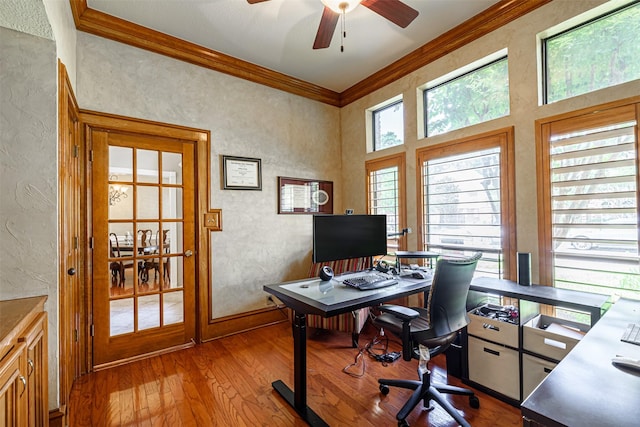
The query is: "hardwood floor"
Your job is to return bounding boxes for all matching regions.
[69,320,521,426]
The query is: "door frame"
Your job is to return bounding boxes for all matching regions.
[79,110,210,367]
[57,60,82,422]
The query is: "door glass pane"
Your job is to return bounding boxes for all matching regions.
[108,223,134,257]
[162,152,182,184]
[109,146,133,174]
[163,291,183,325]
[110,298,134,336]
[109,147,133,218]
[137,149,159,183]
[167,256,183,290]
[136,222,160,289]
[171,222,183,254]
[137,186,159,219]
[138,294,160,330]
[163,187,183,219]
[108,181,133,219]
[107,261,135,295]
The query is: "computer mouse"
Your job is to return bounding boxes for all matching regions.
[412,271,427,279]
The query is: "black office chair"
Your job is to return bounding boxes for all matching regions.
[374,252,482,427]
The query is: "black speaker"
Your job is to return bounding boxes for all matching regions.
[319,265,334,281]
[517,252,531,286]
[375,260,389,273]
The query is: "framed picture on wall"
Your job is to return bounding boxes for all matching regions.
[222,155,262,190]
[278,177,333,214]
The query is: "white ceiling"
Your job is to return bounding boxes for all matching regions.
[86,0,501,93]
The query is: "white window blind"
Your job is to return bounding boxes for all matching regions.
[421,147,504,278]
[548,116,639,300]
[368,166,400,253]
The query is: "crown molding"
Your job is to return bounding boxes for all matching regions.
[69,0,342,106]
[70,0,551,107]
[340,0,551,105]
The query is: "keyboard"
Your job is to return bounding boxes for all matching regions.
[621,323,640,346]
[342,274,398,291]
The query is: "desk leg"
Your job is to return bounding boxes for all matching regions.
[272,311,328,427]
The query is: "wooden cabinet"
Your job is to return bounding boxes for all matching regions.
[0,297,48,427]
[0,342,27,426]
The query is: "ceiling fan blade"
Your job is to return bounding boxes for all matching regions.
[313,7,340,49]
[361,0,419,28]
[247,0,270,4]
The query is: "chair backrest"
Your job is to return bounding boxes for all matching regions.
[159,229,170,253]
[426,252,482,337]
[109,233,121,257]
[138,229,153,247]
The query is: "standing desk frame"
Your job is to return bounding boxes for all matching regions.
[264,275,430,426]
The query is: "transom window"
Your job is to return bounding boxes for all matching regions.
[372,100,404,151]
[542,2,640,104]
[424,56,509,137]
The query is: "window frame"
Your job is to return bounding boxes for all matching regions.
[417,127,517,279]
[365,152,407,255]
[423,55,510,138]
[541,1,640,105]
[371,99,404,152]
[535,96,640,298]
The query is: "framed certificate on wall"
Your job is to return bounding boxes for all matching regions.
[278,177,333,214]
[222,156,262,190]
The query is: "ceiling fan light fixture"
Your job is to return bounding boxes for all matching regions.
[321,0,362,14]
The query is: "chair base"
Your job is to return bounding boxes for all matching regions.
[378,369,477,427]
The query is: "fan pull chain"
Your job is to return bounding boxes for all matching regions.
[340,9,346,52]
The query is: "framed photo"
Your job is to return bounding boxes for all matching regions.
[278,177,333,214]
[222,156,262,190]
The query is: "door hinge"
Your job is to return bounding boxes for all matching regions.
[90,325,95,337]
[89,150,94,162]
[74,236,79,250]
[89,237,94,249]
[73,145,79,158]
[74,329,79,342]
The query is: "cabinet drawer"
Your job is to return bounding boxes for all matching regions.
[468,312,519,348]
[522,353,556,400]
[468,336,520,400]
[523,314,587,361]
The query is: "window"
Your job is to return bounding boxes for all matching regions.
[537,100,640,301]
[417,129,516,278]
[425,57,509,137]
[543,2,640,104]
[372,100,404,151]
[366,153,406,257]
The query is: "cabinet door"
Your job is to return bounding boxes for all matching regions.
[20,313,48,427]
[0,343,27,427]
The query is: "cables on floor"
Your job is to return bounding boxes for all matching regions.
[342,331,401,378]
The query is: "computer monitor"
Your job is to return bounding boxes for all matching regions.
[312,214,387,263]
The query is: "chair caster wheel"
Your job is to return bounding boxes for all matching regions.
[398,420,409,427]
[469,395,480,409]
[379,384,390,395]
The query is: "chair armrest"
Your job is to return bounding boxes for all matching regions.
[378,305,420,322]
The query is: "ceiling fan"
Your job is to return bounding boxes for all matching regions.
[247,0,419,50]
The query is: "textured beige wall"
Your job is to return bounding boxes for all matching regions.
[76,32,342,318]
[0,27,59,409]
[340,0,640,284]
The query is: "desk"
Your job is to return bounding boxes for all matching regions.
[470,277,609,326]
[521,298,640,426]
[264,274,430,426]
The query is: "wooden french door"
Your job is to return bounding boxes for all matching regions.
[90,128,196,366]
